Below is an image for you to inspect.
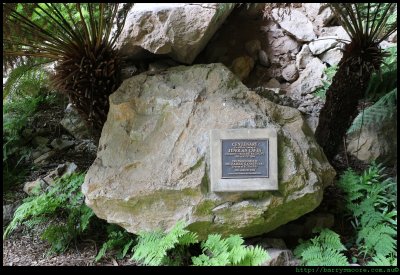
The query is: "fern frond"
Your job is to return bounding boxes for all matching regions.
[41,224,71,254]
[3,173,94,255]
[132,220,198,266]
[339,163,397,259]
[229,246,248,264]
[178,232,198,246]
[368,253,397,266]
[242,246,270,266]
[294,229,348,266]
[192,233,269,266]
[201,234,229,255]
[95,226,135,262]
[3,60,50,100]
[348,88,397,134]
[225,234,244,249]
[359,223,397,257]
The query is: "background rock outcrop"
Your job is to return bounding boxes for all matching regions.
[82,63,335,239]
[116,3,234,64]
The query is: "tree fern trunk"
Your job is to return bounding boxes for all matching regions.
[315,57,372,163]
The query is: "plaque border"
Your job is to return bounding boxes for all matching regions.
[210,129,278,192]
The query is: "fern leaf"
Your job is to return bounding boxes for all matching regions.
[348,88,397,134]
[178,232,198,246]
[368,254,397,266]
[229,246,248,264]
[242,246,269,266]
[3,60,50,100]
[192,233,269,266]
[95,242,110,262]
[120,239,134,259]
[295,229,348,266]
[225,234,244,249]
[132,220,198,266]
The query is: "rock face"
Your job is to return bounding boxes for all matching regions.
[319,48,343,66]
[281,64,299,83]
[60,104,91,140]
[308,36,338,55]
[3,203,20,225]
[116,3,234,64]
[347,113,397,165]
[230,56,255,81]
[288,58,326,96]
[296,45,314,70]
[82,63,335,239]
[272,9,316,42]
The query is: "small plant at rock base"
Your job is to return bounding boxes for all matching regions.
[131,220,198,266]
[338,163,397,263]
[95,224,136,262]
[191,234,269,266]
[131,220,269,266]
[294,228,348,266]
[313,65,338,100]
[3,173,95,254]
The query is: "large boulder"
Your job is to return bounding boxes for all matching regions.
[82,63,335,239]
[116,3,234,64]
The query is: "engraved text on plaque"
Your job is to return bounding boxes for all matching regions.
[221,139,269,178]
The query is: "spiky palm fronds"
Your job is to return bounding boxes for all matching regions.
[330,3,397,72]
[3,3,133,131]
[315,3,397,162]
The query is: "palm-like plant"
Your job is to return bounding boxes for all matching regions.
[3,3,133,132]
[315,3,397,162]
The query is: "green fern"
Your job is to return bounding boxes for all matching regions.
[347,88,397,134]
[131,220,198,266]
[3,66,53,191]
[357,224,396,257]
[95,225,135,262]
[337,163,397,260]
[3,60,50,100]
[294,228,348,266]
[348,46,397,134]
[191,234,269,266]
[367,254,397,266]
[313,65,338,100]
[3,173,95,254]
[3,193,62,238]
[130,221,269,266]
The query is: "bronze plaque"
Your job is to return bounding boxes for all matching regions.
[221,139,269,179]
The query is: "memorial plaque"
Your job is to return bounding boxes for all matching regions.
[221,139,269,179]
[210,129,278,192]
